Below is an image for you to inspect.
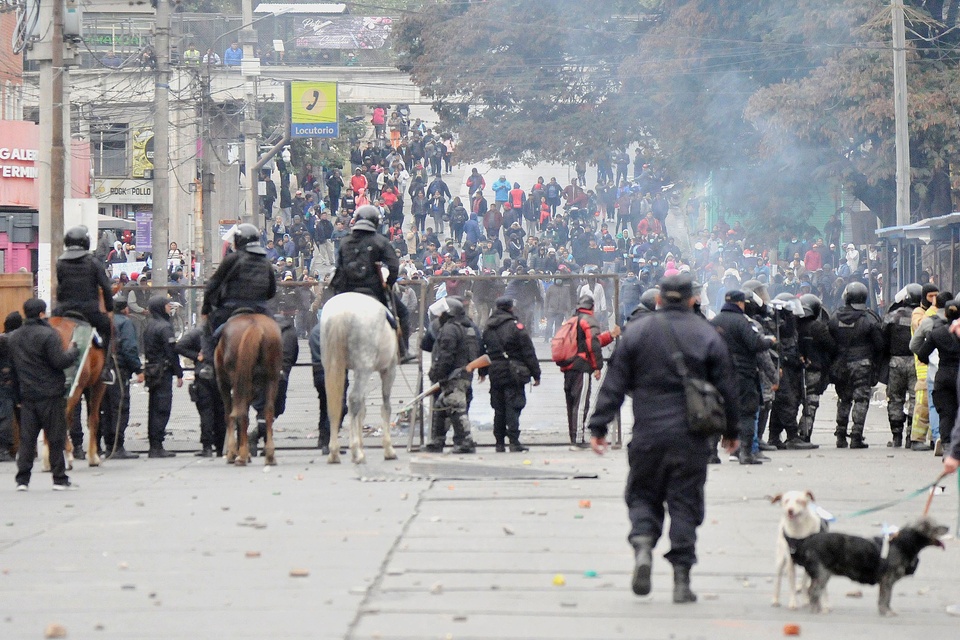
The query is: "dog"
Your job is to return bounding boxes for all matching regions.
[796,517,948,616]
[771,491,826,609]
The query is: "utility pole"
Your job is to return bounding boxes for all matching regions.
[199,69,214,279]
[152,0,171,287]
[240,0,261,226]
[892,0,910,226]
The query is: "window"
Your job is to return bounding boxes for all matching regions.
[92,124,127,177]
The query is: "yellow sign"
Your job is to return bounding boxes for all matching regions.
[290,82,338,138]
[132,130,154,178]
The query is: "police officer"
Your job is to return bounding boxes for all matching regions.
[175,326,225,457]
[797,294,835,444]
[101,300,143,459]
[330,205,399,309]
[587,274,739,604]
[828,282,883,449]
[712,289,776,465]
[143,297,184,458]
[767,293,817,450]
[250,315,299,457]
[881,284,920,447]
[480,297,541,452]
[202,223,277,346]
[54,226,115,382]
[424,297,479,453]
[627,287,659,322]
[0,312,22,462]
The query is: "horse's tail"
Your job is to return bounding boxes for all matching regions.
[323,314,350,431]
[233,321,264,407]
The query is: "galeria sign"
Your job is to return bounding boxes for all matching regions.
[0,148,39,178]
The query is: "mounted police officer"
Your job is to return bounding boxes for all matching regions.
[828,281,883,449]
[55,226,115,382]
[881,284,920,447]
[424,297,479,454]
[797,294,835,444]
[480,296,541,452]
[201,223,277,347]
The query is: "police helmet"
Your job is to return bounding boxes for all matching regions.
[495,296,514,311]
[638,287,659,312]
[64,226,90,251]
[842,281,869,306]
[355,204,381,226]
[894,283,922,307]
[444,296,465,318]
[799,293,823,319]
[742,289,764,316]
[234,223,266,255]
[945,297,960,322]
[741,278,770,304]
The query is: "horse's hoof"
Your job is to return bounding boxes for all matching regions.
[265,457,277,466]
[327,453,341,464]
[384,449,398,461]
[89,457,101,468]
[235,458,247,467]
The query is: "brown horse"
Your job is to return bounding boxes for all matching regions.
[215,313,283,466]
[46,316,107,468]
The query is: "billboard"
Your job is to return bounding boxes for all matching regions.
[294,16,393,50]
[290,81,338,138]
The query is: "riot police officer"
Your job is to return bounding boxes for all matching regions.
[480,297,541,452]
[54,226,115,381]
[202,223,277,340]
[330,204,399,309]
[881,284,920,447]
[424,297,479,453]
[828,282,884,448]
[175,326,225,457]
[797,294,835,444]
[767,293,817,450]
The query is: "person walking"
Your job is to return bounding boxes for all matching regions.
[143,297,184,458]
[587,274,739,604]
[480,297,541,452]
[560,294,620,448]
[101,300,143,459]
[9,299,80,490]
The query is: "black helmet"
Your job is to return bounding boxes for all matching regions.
[355,204,380,225]
[894,283,922,307]
[799,293,823,319]
[495,296,514,311]
[945,297,960,322]
[64,226,90,250]
[234,223,265,255]
[741,278,770,304]
[638,287,659,312]
[842,281,869,305]
[444,296,465,318]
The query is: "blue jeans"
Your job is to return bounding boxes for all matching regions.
[928,371,941,440]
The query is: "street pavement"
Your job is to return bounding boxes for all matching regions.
[2,377,960,639]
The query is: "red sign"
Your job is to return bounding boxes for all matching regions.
[0,121,39,209]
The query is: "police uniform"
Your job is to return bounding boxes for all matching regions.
[100,303,142,458]
[175,327,225,457]
[202,248,277,333]
[143,297,184,457]
[768,305,816,449]
[55,236,115,359]
[330,219,399,308]
[425,303,479,453]
[828,292,883,448]
[797,296,835,444]
[481,298,541,452]
[881,302,918,446]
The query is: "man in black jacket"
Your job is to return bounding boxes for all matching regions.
[143,297,184,458]
[10,299,79,490]
[0,312,21,462]
[797,294,836,445]
[480,297,542,452]
[828,282,884,449]
[54,226,114,382]
[881,284,920,447]
[587,274,739,604]
[175,326,224,457]
[330,205,399,309]
[424,297,479,453]
[711,290,776,465]
[100,300,143,459]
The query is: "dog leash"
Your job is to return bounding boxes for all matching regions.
[827,473,947,521]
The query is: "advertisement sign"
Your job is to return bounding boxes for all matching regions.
[135,210,152,248]
[93,179,153,204]
[0,121,40,209]
[294,16,393,50]
[132,130,154,178]
[290,81,338,138]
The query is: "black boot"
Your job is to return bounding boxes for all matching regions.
[887,423,904,448]
[835,425,848,449]
[422,442,444,453]
[509,442,529,452]
[195,444,214,457]
[629,535,654,596]
[109,447,139,460]
[672,565,697,604]
[148,444,176,458]
[495,440,506,453]
[451,439,477,454]
[849,430,869,449]
[738,449,762,465]
[248,431,259,458]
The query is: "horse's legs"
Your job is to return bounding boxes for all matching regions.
[87,383,106,467]
[325,371,346,465]
[381,366,397,461]
[263,379,278,466]
[236,400,250,466]
[348,373,370,464]
[220,380,237,464]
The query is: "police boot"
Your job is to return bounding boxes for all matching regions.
[195,444,214,458]
[672,565,697,604]
[911,440,933,451]
[738,449,762,465]
[835,425,848,449]
[451,436,477,454]
[509,440,529,453]
[707,434,721,464]
[849,432,869,449]
[147,444,176,458]
[629,535,655,596]
[495,438,506,453]
[422,441,445,453]
[887,422,904,448]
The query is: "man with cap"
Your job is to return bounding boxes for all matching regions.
[711,290,776,464]
[560,293,620,448]
[424,297,480,453]
[54,226,115,382]
[10,299,81,489]
[587,274,739,604]
[479,297,542,452]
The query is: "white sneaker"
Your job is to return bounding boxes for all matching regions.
[52,482,78,491]
[16,484,27,492]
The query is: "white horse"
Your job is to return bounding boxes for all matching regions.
[319,292,398,464]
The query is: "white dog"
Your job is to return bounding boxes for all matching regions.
[771,490,826,609]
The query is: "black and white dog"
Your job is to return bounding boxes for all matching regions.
[795,518,948,616]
